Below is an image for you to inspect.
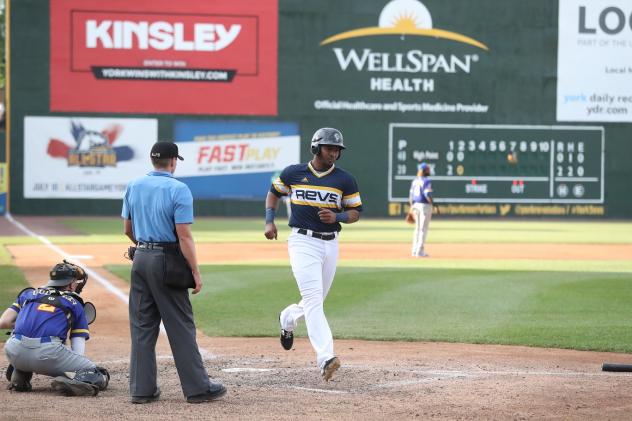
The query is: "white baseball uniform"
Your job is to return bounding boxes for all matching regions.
[271,161,362,369]
[410,175,433,257]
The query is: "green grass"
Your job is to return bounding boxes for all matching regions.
[60,218,632,244]
[0,266,30,341]
[4,217,632,352]
[108,264,632,353]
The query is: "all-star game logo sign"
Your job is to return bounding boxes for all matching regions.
[46,121,134,168]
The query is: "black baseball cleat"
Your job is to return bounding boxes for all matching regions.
[187,382,227,404]
[280,329,294,350]
[7,368,33,392]
[131,387,161,404]
[321,357,341,382]
[7,381,32,392]
[279,314,294,350]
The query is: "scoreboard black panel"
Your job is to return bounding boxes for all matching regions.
[389,124,604,203]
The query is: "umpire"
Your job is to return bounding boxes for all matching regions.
[121,141,226,404]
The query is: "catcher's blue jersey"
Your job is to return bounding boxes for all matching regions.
[11,288,90,342]
[270,162,362,232]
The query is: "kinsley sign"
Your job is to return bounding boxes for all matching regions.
[84,20,242,52]
[50,0,278,115]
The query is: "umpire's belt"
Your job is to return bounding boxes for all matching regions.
[137,242,179,251]
[13,333,60,343]
[296,228,337,241]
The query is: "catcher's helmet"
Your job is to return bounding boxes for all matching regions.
[47,260,88,293]
[310,128,346,157]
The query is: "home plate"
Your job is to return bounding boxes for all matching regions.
[222,368,273,373]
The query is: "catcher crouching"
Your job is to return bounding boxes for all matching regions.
[0,260,109,396]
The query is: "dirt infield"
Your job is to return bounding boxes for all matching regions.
[7,242,632,268]
[2,221,632,419]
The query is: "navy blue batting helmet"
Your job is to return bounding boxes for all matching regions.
[310,128,346,156]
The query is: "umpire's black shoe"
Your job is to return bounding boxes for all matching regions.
[279,314,294,350]
[131,387,161,404]
[186,382,227,404]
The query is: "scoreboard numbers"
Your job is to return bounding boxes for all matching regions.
[388,124,604,203]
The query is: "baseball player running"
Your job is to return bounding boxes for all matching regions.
[0,261,109,396]
[264,127,362,381]
[408,162,435,257]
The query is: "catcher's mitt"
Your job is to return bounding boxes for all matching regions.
[405,211,415,224]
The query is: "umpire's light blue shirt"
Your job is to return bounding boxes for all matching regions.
[121,171,194,242]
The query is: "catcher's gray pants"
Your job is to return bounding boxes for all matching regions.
[4,335,95,377]
[129,248,211,398]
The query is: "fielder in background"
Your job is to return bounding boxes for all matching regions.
[408,162,436,257]
[264,127,363,381]
[0,261,109,396]
[121,141,226,404]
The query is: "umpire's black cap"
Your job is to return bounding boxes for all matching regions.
[150,141,184,161]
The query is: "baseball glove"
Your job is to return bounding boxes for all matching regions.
[405,211,415,224]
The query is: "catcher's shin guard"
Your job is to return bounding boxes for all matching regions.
[51,376,99,396]
[74,367,110,391]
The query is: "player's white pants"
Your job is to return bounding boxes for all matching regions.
[411,203,432,256]
[280,229,338,370]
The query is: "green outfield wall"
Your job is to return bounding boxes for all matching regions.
[7,0,632,217]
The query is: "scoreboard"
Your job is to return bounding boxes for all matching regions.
[388,124,604,203]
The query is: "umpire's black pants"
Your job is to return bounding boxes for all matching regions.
[129,248,210,398]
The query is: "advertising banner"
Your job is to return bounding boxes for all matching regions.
[173,120,299,199]
[0,163,6,214]
[23,116,158,199]
[50,0,278,115]
[309,0,492,116]
[557,0,632,122]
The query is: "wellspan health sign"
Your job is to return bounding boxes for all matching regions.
[50,0,278,115]
[311,0,491,115]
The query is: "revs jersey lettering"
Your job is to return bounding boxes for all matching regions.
[292,185,341,208]
[11,287,90,342]
[270,162,362,233]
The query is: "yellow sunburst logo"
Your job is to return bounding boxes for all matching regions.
[320,0,488,51]
[392,14,418,31]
